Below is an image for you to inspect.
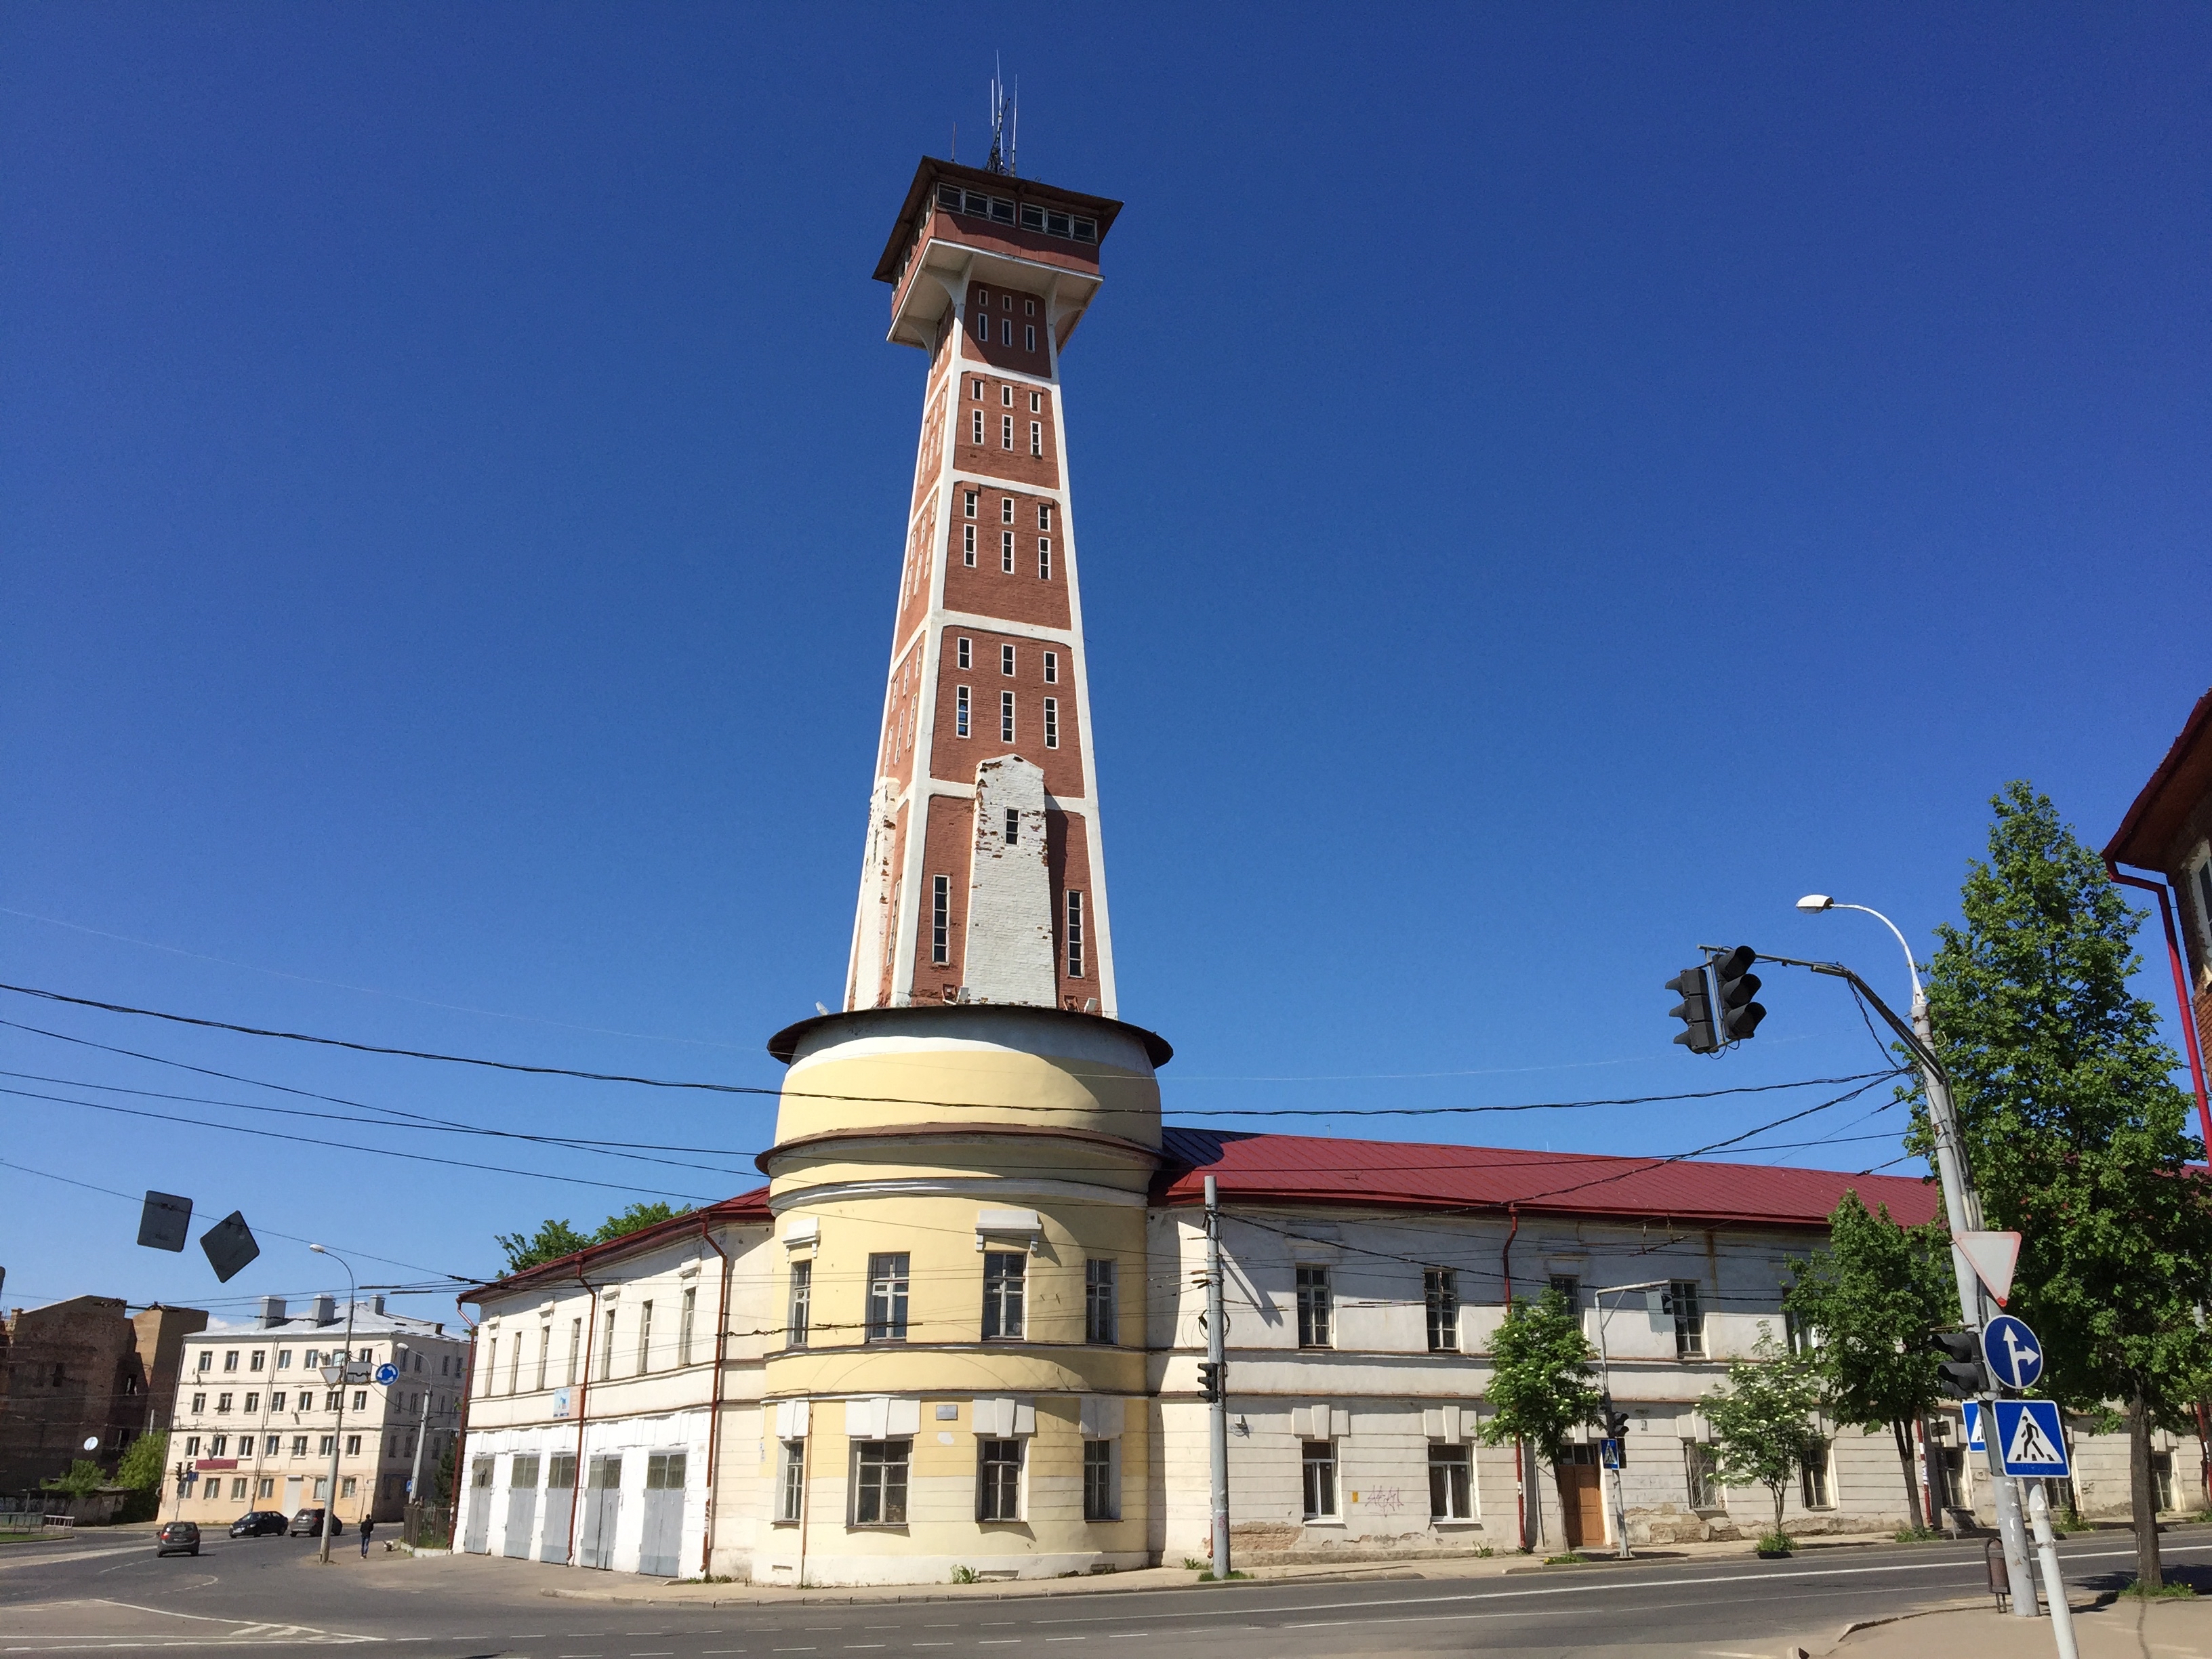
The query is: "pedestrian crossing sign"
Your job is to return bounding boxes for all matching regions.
[1992,1399,2070,1477]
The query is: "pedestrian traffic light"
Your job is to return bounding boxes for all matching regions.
[1711,945,1765,1043]
[1931,1330,1988,1399]
[1197,1361,1225,1403]
[1667,966,1719,1054]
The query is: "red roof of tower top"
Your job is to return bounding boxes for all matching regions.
[1153,1127,1940,1229]
[874,157,1124,285]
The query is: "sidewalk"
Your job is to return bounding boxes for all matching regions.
[1805,1595,2212,1658]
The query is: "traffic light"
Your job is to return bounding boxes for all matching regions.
[1197,1361,1225,1403]
[1711,945,1766,1043]
[1667,966,1719,1054]
[1931,1330,1988,1399]
[1603,1407,1630,1441]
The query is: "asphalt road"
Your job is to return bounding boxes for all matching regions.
[5,1528,2210,1658]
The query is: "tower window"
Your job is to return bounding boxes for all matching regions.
[1029,391,1041,412]
[974,311,989,343]
[957,636,972,669]
[977,287,989,306]
[1029,422,1042,457]
[1038,504,1052,530]
[981,1252,1025,1340]
[964,490,977,518]
[1004,807,1019,844]
[1025,298,1036,315]
[1024,325,1036,352]
[1065,890,1084,978]
[931,876,949,964]
[1038,539,1052,579]
[1000,691,1015,742]
[1000,496,1015,524]
[962,525,976,566]
[972,410,983,444]
[1000,319,1012,346]
[1000,644,1015,675]
[1001,531,1015,572]
[1042,652,1057,682]
[1002,292,1013,310]
[970,379,983,401]
[1001,384,1013,406]
[1002,415,1014,449]
[866,1254,910,1341]
[1043,697,1059,750]
[956,685,970,737]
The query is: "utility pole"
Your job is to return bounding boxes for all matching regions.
[309,1245,356,1566]
[405,1384,432,1537]
[1591,1282,1668,1561]
[1204,1176,1230,1580]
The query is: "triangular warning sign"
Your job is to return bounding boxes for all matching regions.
[2007,1408,2061,1468]
[1954,1230,2020,1306]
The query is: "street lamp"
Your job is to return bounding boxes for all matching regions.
[1794,896,1923,1009]
[1588,1280,1671,1561]
[308,1244,356,1566]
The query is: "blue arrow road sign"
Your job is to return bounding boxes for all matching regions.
[1993,1399,2070,1477]
[1982,1314,2045,1390]
[373,1363,398,1385]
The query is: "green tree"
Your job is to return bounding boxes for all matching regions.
[495,1218,593,1273]
[41,1459,109,1498]
[434,1443,455,1506]
[1921,782,2212,1590]
[1704,1331,1825,1546]
[1477,1286,1599,1549]
[115,1431,167,1492]
[592,1201,689,1243]
[1784,1193,1954,1530]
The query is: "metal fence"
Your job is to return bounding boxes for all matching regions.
[403,1502,452,1549]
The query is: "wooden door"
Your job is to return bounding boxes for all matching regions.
[1556,1446,1606,1549]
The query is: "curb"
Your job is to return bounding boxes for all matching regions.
[537,1563,1429,1608]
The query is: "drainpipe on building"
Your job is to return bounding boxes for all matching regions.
[447,1301,477,1551]
[2105,861,2212,1150]
[696,1221,731,1578]
[567,1262,598,1569]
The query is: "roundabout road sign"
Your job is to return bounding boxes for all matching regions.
[373,1363,398,1385]
[1982,1314,2044,1391]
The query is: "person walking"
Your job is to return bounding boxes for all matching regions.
[358,1515,375,1558]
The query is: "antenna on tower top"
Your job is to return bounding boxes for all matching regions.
[985,58,1017,176]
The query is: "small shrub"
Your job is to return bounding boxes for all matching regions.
[949,1564,979,1584]
[1544,1552,1585,1565]
[1893,1525,1942,1542]
[1757,1530,1795,1555]
[2121,1580,2197,1599]
[1181,1556,1206,1572]
[1475,1544,1494,1558]
[1196,1570,1251,1581]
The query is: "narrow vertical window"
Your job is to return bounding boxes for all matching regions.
[1029,391,1042,413]
[982,1252,1026,1339]
[970,378,983,401]
[931,874,950,963]
[1042,651,1058,683]
[1065,890,1084,978]
[1084,1259,1117,1345]
[636,1300,653,1374]
[866,1254,910,1340]
[1001,495,1015,523]
[1001,530,1015,573]
[977,1438,1023,1520]
[777,1439,806,1521]
[1082,1439,1115,1519]
[1001,384,1013,405]
[678,1287,695,1368]
[1004,807,1019,844]
[1000,691,1015,742]
[1296,1267,1332,1347]
[1043,697,1058,749]
[1024,324,1036,351]
[1670,1281,1704,1357]
[964,489,978,518]
[974,310,989,342]
[1000,643,1016,675]
[598,1313,615,1380]
[956,685,970,737]
[1038,504,1052,530]
[1000,318,1012,345]
[566,1318,580,1387]
[1038,539,1051,579]
[536,1326,550,1391]
[971,409,983,444]
[977,287,989,308]
[1302,1440,1338,1518]
[957,636,972,670]
[963,525,977,566]
[1002,414,1015,449]
[1425,1269,1459,1353]
[787,1261,811,1348]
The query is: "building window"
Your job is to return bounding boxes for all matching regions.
[567,1318,581,1386]
[777,1439,805,1523]
[535,1327,550,1391]
[1549,1275,1581,1315]
[1042,697,1059,749]
[1296,1267,1333,1348]
[867,1253,910,1340]
[217,1393,233,1413]
[1024,324,1036,351]
[852,1440,909,1525]
[1082,1439,1116,1519]
[982,1251,1026,1339]
[1029,390,1042,413]
[1000,495,1015,523]
[977,1439,1023,1521]
[508,1337,521,1394]
[340,1477,356,1499]
[1001,530,1015,572]
[678,1287,696,1368]
[2188,850,2212,961]
[788,1261,812,1347]
[1042,651,1058,682]
[1000,318,1012,346]
[599,1313,616,1379]
[957,636,972,670]
[636,1300,655,1373]
[1029,421,1042,456]
[930,874,951,964]
[249,1349,265,1371]
[256,1477,274,1498]
[1798,1439,1833,1508]
[1425,1269,1459,1353]
[964,489,977,517]
[190,1393,205,1414]
[1001,382,1013,405]
[1085,1260,1117,1344]
[956,685,970,738]
[1000,691,1015,742]
[1002,414,1014,449]
[970,377,983,401]
[183,1436,201,1456]
[1429,1445,1473,1519]
[1302,1440,1338,1519]
[962,524,977,565]
[345,1435,361,1456]
[276,1350,291,1369]
[243,1391,259,1412]
[270,1391,285,1411]
[209,1435,227,1457]
[973,310,989,343]
[291,1435,307,1457]
[227,1477,245,1500]
[1065,890,1084,978]
[1784,1309,1813,1356]
[197,1351,212,1373]
[1670,1281,1704,1357]
[313,1477,329,1500]
[1000,643,1016,675]
[1004,806,1020,844]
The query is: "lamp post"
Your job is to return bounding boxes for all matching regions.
[1589,1280,1669,1560]
[308,1244,356,1566]
[1793,897,2044,1623]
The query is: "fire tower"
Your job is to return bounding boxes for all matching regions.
[846,156,1124,1018]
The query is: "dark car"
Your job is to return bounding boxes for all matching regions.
[155,1520,200,1557]
[288,1508,340,1537]
[230,1511,288,1538]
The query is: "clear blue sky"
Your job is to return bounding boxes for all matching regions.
[3,5,2206,1322]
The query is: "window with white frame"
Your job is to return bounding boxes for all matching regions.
[787,1259,812,1347]
[1296,1267,1332,1348]
[956,685,970,738]
[1000,317,1012,346]
[535,1326,550,1391]
[1002,414,1014,449]
[1429,1445,1473,1519]
[1001,529,1015,572]
[1038,538,1051,579]
[956,636,972,669]
[971,409,984,444]
[1000,495,1015,523]
[1800,1438,1832,1508]
[1041,696,1059,750]
[599,1311,615,1378]
[1000,643,1016,675]
[1042,651,1058,683]
[963,525,977,566]
[964,489,977,517]
[1029,421,1042,456]
[1425,1268,1459,1352]
[1085,1258,1117,1343]
[678,1286,696,1368]
[1065,890,1084,977]
[1025,324,1036,351]
[977,1438,1022,1520]
[636,1300,653,1373]
[852,1439,909,1523]
[1001,383,1013,405]
[567,1318,581,1386]
[973,310,989,343]
[931,874,951,964]
[867,1253,909,1340]
[1029,390,1042,412]
[970,377,983,400]
[1004,806,1019,844]
[1082,1439,1115,1519]
[1302,1439,1338,1518]
[777,1439,805,1522]
[1000,690,1015,742]
[982,1251,1025,1340]
[1670,1281,1704,1356]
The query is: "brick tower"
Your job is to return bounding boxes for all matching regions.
[846,157,1124,1018]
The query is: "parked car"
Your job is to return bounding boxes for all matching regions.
[229,1511,288,1538]
[155,1520,200,1557]
[287,1508,340,1537]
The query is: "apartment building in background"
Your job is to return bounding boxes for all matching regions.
[163,1294,468,1524]
[0,1296,206,1493]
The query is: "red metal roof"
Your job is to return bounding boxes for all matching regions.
[1153,1128,1940,1229]
[2106,687,2212,871]
[462,1187,773,1302]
